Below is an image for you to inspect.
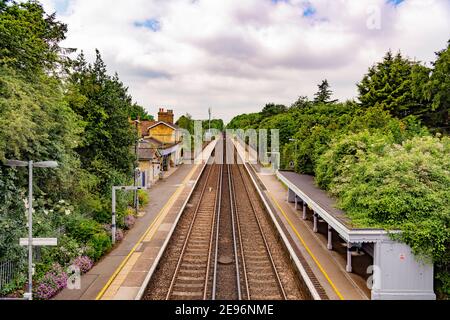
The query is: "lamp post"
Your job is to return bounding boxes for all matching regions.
[289,138,298,169]
[5,159,58,300]
[133,119,141,215]
[266,152,280,172]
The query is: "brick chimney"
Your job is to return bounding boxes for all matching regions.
[158,108,174,124]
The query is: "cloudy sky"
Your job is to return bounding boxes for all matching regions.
[39,0,450,123]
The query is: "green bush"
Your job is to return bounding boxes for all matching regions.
[138,190,149,206]
[315,131,393,191]
[37,235,82,276]
[332,135,450,260]
[66,217,104,243]
[86,232,112,261]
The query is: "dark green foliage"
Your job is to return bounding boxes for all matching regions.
[285,102,360,174]
[129,103,154,121]
[314,79,337,104]
[68,50,136,194]
[0,0,69,77]
[176,113,225,134]
[203,119,224,132]
[421,41,450,133]
[0,1,140,295]
[86,232,112,261]
[260,103,288,118]
[228,41,450,297]
[176,114,195,133]
[290,95,311,109]
[357,51,436,122]
[226,112,262,130]
[331,135,449,255]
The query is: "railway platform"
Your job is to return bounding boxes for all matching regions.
[250,169,370,300]
[54,141,217,300]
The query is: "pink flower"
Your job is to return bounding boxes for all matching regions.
[72,256,94,274]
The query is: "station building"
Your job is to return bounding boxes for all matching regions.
[136,108,185,187]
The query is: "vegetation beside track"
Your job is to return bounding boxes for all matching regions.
[0,0,151,299]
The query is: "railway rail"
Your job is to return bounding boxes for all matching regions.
[143,136,308,300]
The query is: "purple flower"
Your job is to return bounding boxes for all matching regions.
[124,215,136,229]
[71,256,94,274]
[115,229,124,242]
[34,263,68,300]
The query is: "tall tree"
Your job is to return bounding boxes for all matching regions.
[0,0,69,77]
[261,103,288,118]
[314,79,337,104]
[67,50,136,193]
[291,95,311,109]
[129,103,154,121]
[357,51,428,118]
[423,41,450,133]
[176,114,194,134]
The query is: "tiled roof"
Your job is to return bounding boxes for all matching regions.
[139,120,156,137]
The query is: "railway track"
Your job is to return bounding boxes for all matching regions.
[143,136,308,300]
[165,163,221,300]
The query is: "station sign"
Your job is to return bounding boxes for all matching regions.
[19,238,58,246]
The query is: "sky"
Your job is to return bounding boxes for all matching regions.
[38,0,450,123]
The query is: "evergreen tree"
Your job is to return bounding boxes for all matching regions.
[0,0,68,77]
[261,103,288,118]
[314,79,337,104]
[423,41,450,133]
[291,95,311,109]
[67,50,136,193]
[357,51,428,118]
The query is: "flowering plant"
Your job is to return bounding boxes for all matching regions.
[115,229,124,242]
[34,263,68,300]
[124,215,136,229]
[71,256,94,274]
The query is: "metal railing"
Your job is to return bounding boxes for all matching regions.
[0,260,18,292]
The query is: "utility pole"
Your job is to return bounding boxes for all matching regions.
[208,107,212,135]
[133,119,140,215]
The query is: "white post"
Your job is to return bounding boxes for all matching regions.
[302,202,307,220]
[346,243,353,273]
[112,187,116,245]
[327,225,333,250]
[27,161,33,300]
[313,213,318,233]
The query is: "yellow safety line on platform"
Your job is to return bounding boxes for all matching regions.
[95,164,200,300]
[267,191,345,300]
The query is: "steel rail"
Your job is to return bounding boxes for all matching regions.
[228,162,243,300]
[206,163,222,300]
[211,140,224,300]
[165,164,217,300]
[235,163,287,300]
[229,162,250,300]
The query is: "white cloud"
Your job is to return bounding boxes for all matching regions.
[39,0,450,122]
